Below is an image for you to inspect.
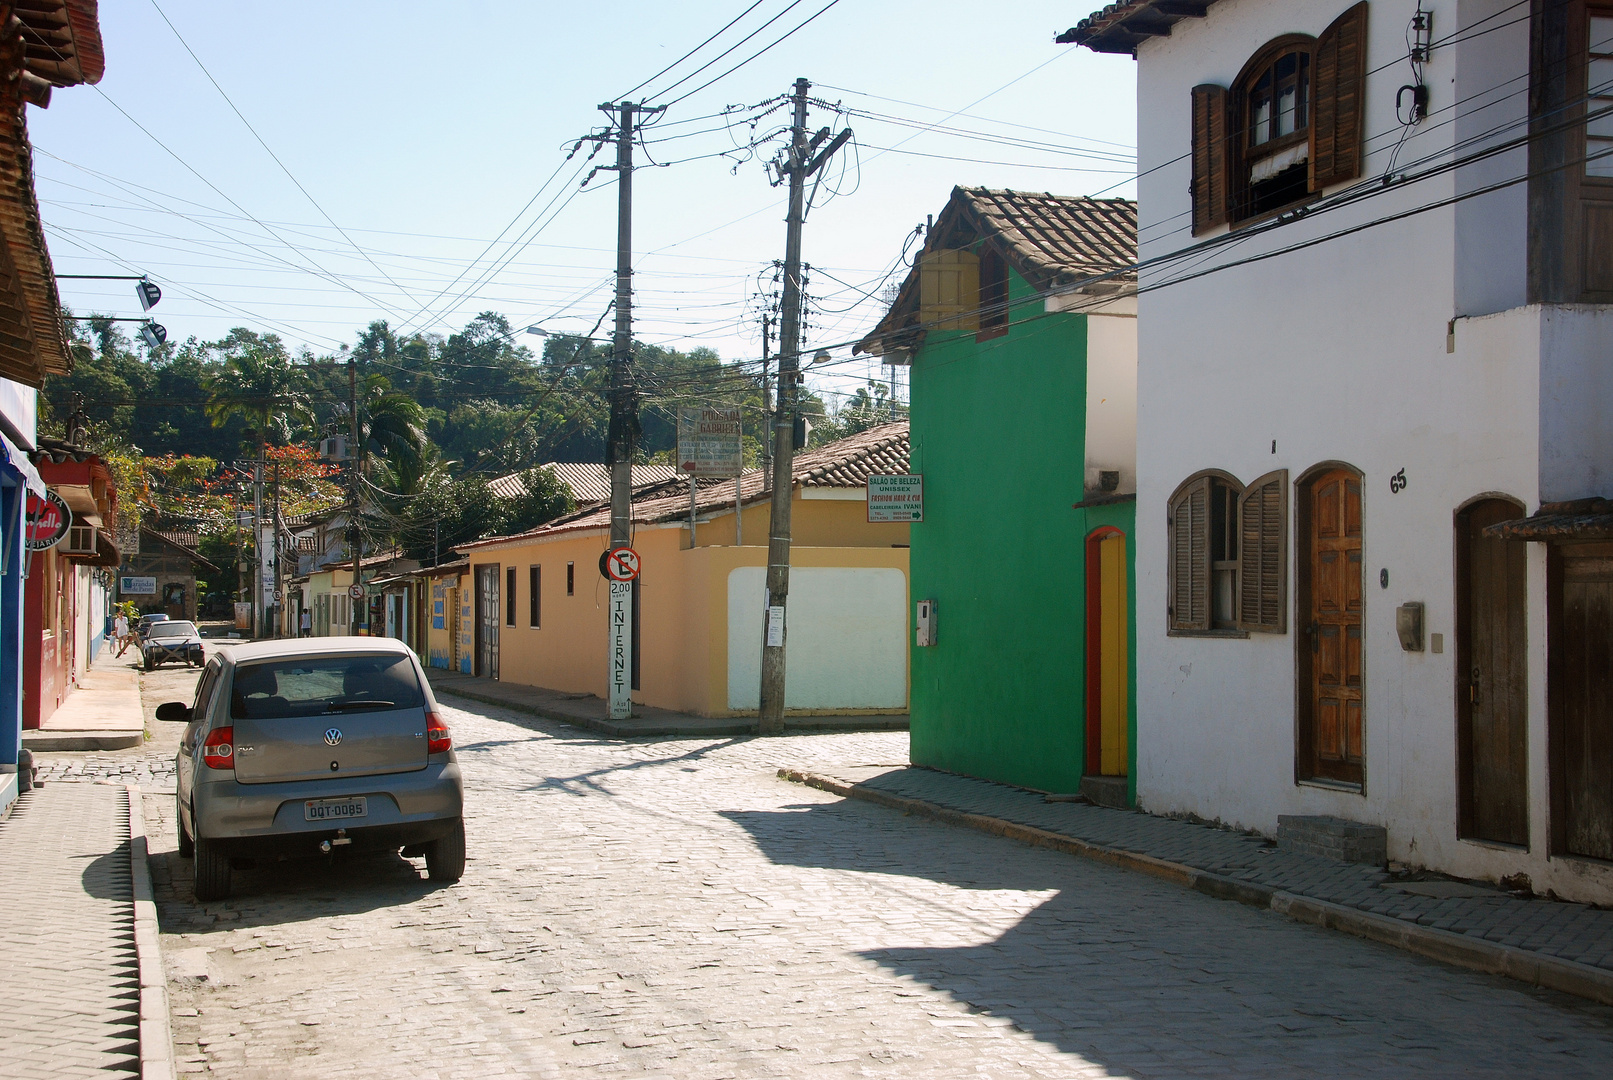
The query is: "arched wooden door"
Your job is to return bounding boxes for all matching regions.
[1456,497,1528,846]
[1085,528,1129,777]
[1297,467,1364,786]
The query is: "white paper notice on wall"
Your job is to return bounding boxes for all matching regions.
[766,605,785,647]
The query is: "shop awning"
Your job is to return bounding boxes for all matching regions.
[0,430,44,497]
[1482,498,1613,541]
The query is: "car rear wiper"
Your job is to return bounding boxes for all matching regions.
[326,699,397,712]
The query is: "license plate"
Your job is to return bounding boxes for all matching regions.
[304,797,367,822]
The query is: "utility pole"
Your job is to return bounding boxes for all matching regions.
[348,354,362,635]
[758,78,851,734]
[604,99,640,722]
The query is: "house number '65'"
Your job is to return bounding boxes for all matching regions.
[1389,468,1408,494]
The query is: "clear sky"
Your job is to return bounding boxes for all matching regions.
[30,1,1137,408]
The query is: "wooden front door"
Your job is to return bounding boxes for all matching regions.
[1299,468,1364,786]
[1085,530,1129,777]
[1553,543,1613,861]
[474,564,500,681]
[1456,498,1529,846]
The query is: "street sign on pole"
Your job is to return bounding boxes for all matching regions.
[347,583,365,599]
[604,546,640,582]
[608,578,632,720]
[677,407,743,476]
[867,474,923,522]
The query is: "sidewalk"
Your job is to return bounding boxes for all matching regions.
[0,783,140,1078]
[783,763,1613,1007]
[428,668,907,737]
[23,659,145,752]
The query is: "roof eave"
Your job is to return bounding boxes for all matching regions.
[1057,0,1215,56]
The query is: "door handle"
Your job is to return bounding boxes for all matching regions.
[1471,665,1482,707]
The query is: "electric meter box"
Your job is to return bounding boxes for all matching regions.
[915,599,937,647]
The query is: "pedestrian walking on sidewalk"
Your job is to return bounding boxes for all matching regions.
[113,611,132,657]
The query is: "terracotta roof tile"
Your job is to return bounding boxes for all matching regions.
[1057,1,1220,56]
[459,422,910,550]
[857,186,1136,356]
[489,462,682,503]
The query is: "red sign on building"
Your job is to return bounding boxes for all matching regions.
[24,489,70,550]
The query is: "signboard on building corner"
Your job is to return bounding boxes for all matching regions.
[677,407,743,476]
[119,575,157,596]
[24,489,71,550]
[867,474,923,522]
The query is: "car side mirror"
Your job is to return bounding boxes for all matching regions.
[155,701,192,722]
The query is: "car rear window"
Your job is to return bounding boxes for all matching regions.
[229,654,425,720]
[148,622,196,638]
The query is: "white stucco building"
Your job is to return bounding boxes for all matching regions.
[1068,0,1613,902]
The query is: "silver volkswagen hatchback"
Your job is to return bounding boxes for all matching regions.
[161,638,465,902]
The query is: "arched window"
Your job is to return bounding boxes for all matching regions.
[1167,469,1288,634]
[1190,3,1368,233]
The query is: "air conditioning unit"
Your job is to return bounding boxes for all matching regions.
[62,524,97,555]
[318,436,349,462]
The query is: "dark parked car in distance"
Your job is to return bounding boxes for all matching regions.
[142,619,204,670]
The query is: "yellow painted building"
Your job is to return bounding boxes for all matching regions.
[454,423,912,716]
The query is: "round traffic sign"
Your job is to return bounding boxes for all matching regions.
[604,546,640,582]
[347,583,365,599]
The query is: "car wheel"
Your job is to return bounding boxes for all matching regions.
[143,655,154,671]
[175,795,194,858]
[192,835,231,902]
[424,819,466,883]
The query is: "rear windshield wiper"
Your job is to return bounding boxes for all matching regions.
[326,699,398,712]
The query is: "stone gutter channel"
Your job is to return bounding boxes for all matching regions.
[780,768,1613,1008]
[126,785,177,1080]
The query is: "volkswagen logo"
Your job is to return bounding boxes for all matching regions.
[323,728,343,746]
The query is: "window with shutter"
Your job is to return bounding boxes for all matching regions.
[1310,2,1368,191]
[1188,4,1366,228]
[918,249,980,332]
[1237,470,1289,633]
[1191,84,1231,234]
[1168,475,1212,632]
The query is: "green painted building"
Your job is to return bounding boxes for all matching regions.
[857,187,1139,803]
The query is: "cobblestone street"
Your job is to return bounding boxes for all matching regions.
[120,691,1613,1078]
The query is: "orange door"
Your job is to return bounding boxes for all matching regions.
[1301,469,1364,785]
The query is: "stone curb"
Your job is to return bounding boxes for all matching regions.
[434,683,908,738]
[780,768,1613,1008]
[22,731,144,751]
[126,785,177,1080]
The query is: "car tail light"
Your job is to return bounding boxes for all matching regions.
[426,714,451,755]
[202,726,234,769]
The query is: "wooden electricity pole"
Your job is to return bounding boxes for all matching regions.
[603,99,641,721]
[757,78,851,734]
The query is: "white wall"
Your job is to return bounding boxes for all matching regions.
[1538,304,1613,501]
[727,566,907,711]
[1072,296,1138,496]
[0,378,36,445]
[1133,0,1613,902]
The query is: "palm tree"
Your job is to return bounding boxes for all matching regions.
[204,330,314,457]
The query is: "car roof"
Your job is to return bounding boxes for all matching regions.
[209,636,416,664]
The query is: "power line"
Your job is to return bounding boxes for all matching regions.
[147,0,421,310]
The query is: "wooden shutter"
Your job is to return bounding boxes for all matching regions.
[1191,84,1231,234]
[1237,470,1289,633]
[918,249,980,332]
[1168,476,1212,631]
[1310,2,1368,191]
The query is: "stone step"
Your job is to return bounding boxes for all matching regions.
[1079,774,1129,809]
[1277,814,1387,866]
